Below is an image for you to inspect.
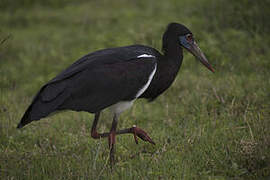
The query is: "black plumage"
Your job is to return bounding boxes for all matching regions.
[17,23,214,164]
[19,45,159,127]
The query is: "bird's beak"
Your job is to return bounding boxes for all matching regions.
[187,41,214,73]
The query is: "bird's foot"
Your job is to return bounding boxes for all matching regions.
[131,125,155,145]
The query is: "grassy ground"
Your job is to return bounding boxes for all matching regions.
[1,0,270,179]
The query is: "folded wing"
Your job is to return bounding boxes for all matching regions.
[17,45,158,128]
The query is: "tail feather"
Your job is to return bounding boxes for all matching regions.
[17,88,70,129]
[17,104,33,129]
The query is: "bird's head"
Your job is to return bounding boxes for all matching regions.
[163,23,214,72]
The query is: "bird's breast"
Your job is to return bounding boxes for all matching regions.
[140,58,182,100]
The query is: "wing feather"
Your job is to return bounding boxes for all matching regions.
[59,57,157,112]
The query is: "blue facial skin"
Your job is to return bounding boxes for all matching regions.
[179,36,192,50]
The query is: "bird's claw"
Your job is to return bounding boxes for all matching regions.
[131,125,155,145]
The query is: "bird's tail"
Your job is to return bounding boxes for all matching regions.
[17,104,33,128]
[17,84,70,129]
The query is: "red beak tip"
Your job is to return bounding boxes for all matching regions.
[208,65,215,73]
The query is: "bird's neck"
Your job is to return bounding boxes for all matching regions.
[139,43,183,101]
[162,40,183,67]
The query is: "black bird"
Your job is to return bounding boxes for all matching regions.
[17,23,214,163]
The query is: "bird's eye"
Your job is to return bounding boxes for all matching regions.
[186,34,193,42]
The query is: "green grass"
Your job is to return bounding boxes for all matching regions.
[1,0,270,179]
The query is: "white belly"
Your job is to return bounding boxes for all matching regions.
[110,100,134,115]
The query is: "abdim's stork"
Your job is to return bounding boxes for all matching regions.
[17,23,214,163]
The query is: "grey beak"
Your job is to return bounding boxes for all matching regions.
[187,41,214,73]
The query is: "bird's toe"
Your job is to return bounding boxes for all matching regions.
[132,126,155,145]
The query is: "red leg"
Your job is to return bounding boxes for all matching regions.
[90,112,155,164]
[91,112,109,139]
[90,112,155,144]
[91,112,118,164]
[108,114,118,164]
[91,112,155,146]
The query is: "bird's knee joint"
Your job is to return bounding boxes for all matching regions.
[91,131,100,139]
